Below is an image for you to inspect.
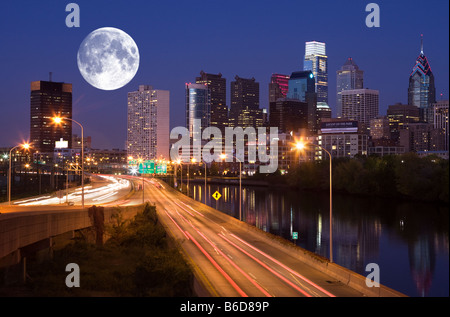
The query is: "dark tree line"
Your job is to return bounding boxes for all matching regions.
[284,153,449,203]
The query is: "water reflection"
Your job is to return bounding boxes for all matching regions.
[185,181,449,297]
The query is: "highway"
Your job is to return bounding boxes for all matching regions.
[0,173,368,297]
[0,174,131,211]
[117,175,366,297]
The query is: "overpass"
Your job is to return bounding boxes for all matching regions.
[0,174,406,297]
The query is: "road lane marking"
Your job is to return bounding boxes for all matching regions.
[229,234,336,297]
[195,230,271,297]
[219,233,312,297]
[185,230,248,297]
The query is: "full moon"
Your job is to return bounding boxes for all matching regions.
[77,27,139,90]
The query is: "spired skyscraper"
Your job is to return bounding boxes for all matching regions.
[303,41,329,113]
[336,57,364,118]
[408,35,436,123]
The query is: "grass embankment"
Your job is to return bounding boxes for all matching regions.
[25,203,194,296]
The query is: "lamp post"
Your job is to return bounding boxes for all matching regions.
[8,142,31,205]
[138,158,145,204]
[53,117,85,208]
[220,153,242,221]
[192,158,207,204]
[295,141,333,263]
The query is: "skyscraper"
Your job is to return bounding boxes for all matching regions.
[269,74,290,103]
[229,76,262,128]
[186,83,211,139]
[30,80,72,153]
[127,85,170,161]
[408,35,436,122]
[432,100,449,151]
[341,88,379,132]
[303,41,328,108]
[195,71,228,133]
[336,57,364,118]
[287,71,317,133]
[269,98,309,133]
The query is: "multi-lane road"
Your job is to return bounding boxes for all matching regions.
[118,175,366,297]
[1,174,367,297]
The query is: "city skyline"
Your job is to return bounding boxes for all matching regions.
[0,0,448,150]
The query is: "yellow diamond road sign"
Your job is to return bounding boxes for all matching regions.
[212,191,222,200]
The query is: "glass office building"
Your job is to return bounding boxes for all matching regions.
[303,41,328,107]
[336,57,364,118]
[408,35,436,122]
[287,71,317,133]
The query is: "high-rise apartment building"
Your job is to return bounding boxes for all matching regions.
[195,71,228,133]
[408,35,436,122]
[30,80,72,153]
[341,88,379,132]
[303,41,328,108]
[336,57,364,118]
[229,76,262,128]
[269,74,290,103]
[127,85,170,161]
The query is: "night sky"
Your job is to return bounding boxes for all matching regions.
[0,0,448,150]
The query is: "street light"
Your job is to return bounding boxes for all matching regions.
[8,142,31,205]
[295,141,333,263]
[220,153,242,221]
[192,157,207,204]
[53,116,85,208]
[138,158,145,204]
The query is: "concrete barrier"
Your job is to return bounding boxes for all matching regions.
[0,205,144,268]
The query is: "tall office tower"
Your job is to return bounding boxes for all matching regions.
[287,71,317,133]
[185,83,211,140]
[195,71,228,133]
[336,57,364,118]
[341,88,379,132]
[303,41,328,107]
[408,35,436,122]
[30,80,72,153]
[432,100,449,151]
[127,85,170,161]
[229,76,262,128]
[386,103,420,142]
[269,74,290,103]
[269,98,309,133]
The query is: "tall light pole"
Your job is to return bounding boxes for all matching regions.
[138,158,145,204]
[8,142,31,205]
[53,117,85,209]
[192,158,207,204]
[295,141,333,263]
[220,153,242,221]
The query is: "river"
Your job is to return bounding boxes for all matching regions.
[174,179,449,297]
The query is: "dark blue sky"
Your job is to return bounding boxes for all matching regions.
[0,0,448,149]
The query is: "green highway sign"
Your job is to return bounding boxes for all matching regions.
[292,232,298,240]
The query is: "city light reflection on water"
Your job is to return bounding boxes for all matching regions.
[186,182,449,297]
